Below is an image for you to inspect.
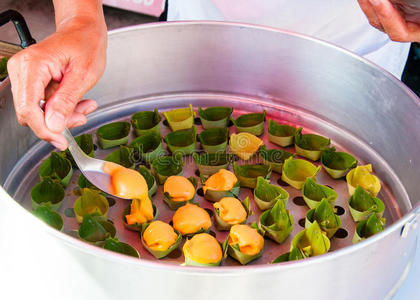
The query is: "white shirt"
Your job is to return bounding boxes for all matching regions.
[168,0,411,78]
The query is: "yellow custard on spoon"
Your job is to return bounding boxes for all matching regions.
[103,162,154,224]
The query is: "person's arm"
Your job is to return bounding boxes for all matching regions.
[358,0,420,42]
[7,0,107,150]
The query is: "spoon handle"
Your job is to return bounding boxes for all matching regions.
[62,128,92,169]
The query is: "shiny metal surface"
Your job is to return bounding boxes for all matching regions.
[0,22,420,299]
[62,128,115,198]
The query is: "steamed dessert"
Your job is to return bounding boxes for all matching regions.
[172,203,212,235]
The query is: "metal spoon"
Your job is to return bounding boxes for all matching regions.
[63,128,126,198]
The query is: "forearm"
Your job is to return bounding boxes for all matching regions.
[53,0,106,33]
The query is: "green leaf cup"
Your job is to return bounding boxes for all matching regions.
[291,221,330,257]
[105,146,135,169]
[348,185,385,222]
[39,152,73,187]
[321,147,357,179]
[164,126,197,156]
[193,153,232,176]
[163,104,195,131]
[260,145,295,174]
[294,128,331,161]
[253,176,289,211]
[122,202,159,232]
[137,166,157,197]
[232,110,266,136]
[78,213,116,245]
[96,121,131,149]
[267,120,297,147]
[163,176,198,210]
[74,188,109,223]
[305,198,341,238]
[103,237,140,258]
[214,196,251,231]
[352,214,385,244]
[199,127,229,153]
[141,221,182,259]
[131,108,162,137]
[31,178,65,211]
[198,106,233,129]
[258,200,293,244]
[32,205,64,231]
[129,132,164,163]
[227,224,264,265]
[151,155,184,184]
[233,162,272,189]
[281,157,321,189]
[302,178,337,209]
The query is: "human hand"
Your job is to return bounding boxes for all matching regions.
[358,0,420,42]
[7,16,107,150]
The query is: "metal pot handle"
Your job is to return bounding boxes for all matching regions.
[0,10,36,48]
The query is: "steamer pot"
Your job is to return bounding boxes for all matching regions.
[0,22,419,300]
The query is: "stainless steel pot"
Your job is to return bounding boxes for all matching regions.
[0,22,419,300]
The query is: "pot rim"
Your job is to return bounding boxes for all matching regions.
[3,21,419,274]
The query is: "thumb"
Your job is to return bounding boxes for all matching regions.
[44,72,84,133]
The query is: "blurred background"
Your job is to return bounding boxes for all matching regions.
[0,0,419,96]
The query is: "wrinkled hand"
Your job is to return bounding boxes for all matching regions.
[358,0,420,42]
[7,17,107,150]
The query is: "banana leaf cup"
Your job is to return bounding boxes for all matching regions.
[122,202,159,232]
[151,155,184,184]
[163,104,195,131]
[272,246,305,263]
[183,234,227,267]
[321,147,357,179]
[200,174,240,202]
[140,222,182,259]
[281,157,321,190]
[229,132,264,161]
[232,110,266,136]
[73,173,103,197]
[253,176,289,211]
[78,213,116,246]
[31,178,65,211]
[291,220,330,258]
[63,133,94,168]
[74,188,109,223]
[348,185,385,222]
[129,132,164,163]
[305,198,341,238]
[138,166,157,197]
[96,121,131,149]
[199,127,229,153]
[268,120,297,147]
[302,178,337,209]
[164,126,197,156]
[294,128,331,161]
[32,205,64,231]
[131,108,162,137]
[193,153,232,176]
[163,176,198,210]
[352,214,385,244]
[346,164,381,197]
[227,225,264,265]
[258,200,293,244]
[198,106,233,129]
[103,237,140,258]
[233,162,272,189]
[214,196,252,231]
[260,146,295,174]
[39,152,73,187]
[105,146,135,169]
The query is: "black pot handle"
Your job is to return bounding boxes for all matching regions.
[0,10,36,48]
